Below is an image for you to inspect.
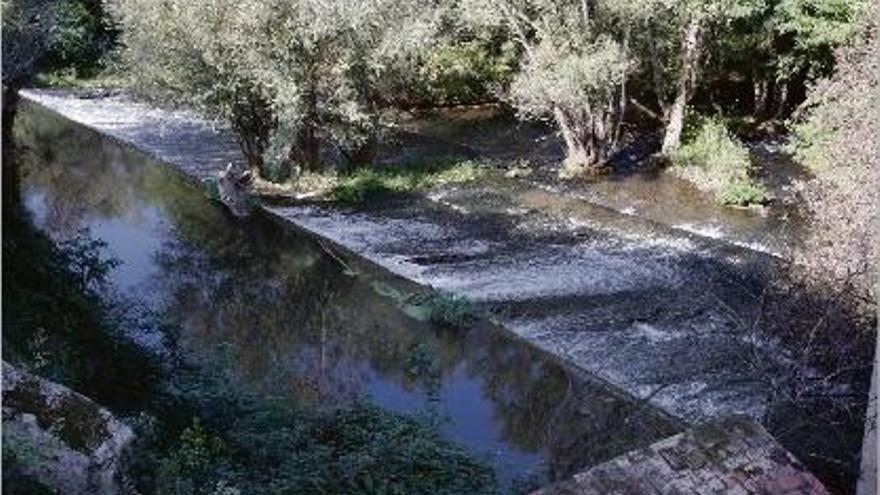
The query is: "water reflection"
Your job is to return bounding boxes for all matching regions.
[18,101,680,486]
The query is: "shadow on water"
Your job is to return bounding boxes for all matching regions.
[16,100,681,489]
[398,107,809,256]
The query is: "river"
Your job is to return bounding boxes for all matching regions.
[15,97,680,490]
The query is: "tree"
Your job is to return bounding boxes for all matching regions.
[462,0,633,175]
[2,0,60,207]
[789,3,878,302]
[634,0,766,156]
[772,0,868,116]
[108,0,275,175]
[708,0,868,120]
[109,0,440,178]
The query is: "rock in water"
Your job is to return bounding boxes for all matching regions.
[217,162,254,217]
[2,361,134,495]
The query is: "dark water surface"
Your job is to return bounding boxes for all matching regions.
[17,101,680,488]
[400,107,808,257]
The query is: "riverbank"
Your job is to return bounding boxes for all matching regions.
[18,88,872,492]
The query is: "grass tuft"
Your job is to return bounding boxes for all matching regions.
[407,292,483,328]
[329,159,486,204]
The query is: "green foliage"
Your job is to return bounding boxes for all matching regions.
[463,0,631,171]
[2,0,62,87]
[408,292,483,328]
[47,0,115,76]
[329,159,486,204]
[1,209,158,406]
[410,29,518,106]
[510,37,627,120]
[773,0,868,80]
[135,362,498,495]
[108,0,442,176]
[787,117,830,169]
[157,420,232,495]
[2,0,114,88]
[717,180,771,206]
[673,116,769,205]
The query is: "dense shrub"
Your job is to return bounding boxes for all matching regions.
[672,116,768,206]
[134,363,498,495]
[405,29,518,107]
[788,4,878,300]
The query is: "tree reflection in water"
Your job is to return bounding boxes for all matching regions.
[19,100,680,486]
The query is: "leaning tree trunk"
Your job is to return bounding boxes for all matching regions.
[554,106,590,169]
[661,17,702,157]
[2,87,22,209]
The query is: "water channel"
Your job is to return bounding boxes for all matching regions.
[16,99,681,490]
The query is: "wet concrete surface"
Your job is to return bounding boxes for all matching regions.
[18,89,807,424]
[534,415,831,495]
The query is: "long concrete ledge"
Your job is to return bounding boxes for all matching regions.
[534,416,829,495]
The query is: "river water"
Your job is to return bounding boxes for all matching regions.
[16,99,680,488]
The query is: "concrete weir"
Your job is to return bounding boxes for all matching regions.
[534,416,830,495]
[18,89,840,492]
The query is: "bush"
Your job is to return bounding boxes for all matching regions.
[408,292,483,328]
[329,159,486,204]
[140,364,498,495]
[717,180,771,206]
[672,116,768,206]
[788,6,878,300]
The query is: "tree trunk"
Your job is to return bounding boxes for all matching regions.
[773,79,789,119]
[2,87,22,209]
[349,136,378,169]
[236,133,265,175]
[753,71,769,116]
[613,27,631,147]
[345,112,380,170]
[648,26,670,119]
[554,106,588,166]
[293,84,322,173]
[661,17,702,157]
[552,106,614,176]
[296,120,321,173]
[231,91,274,177]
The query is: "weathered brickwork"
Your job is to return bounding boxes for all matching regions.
[535,416,829,495]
